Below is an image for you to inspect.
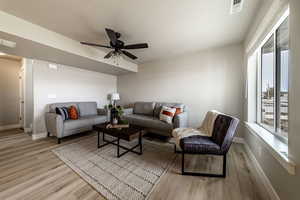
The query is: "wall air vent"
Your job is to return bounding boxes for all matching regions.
[230,0,243,14]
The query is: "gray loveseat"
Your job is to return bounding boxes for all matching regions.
[45,102,107,143]
[123,102,188,137]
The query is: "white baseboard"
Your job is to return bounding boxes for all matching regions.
[233,137,245,144]
[0,124,21,131]
[24,127,32,133]
[243,141,280,200]
[32,132,47,140]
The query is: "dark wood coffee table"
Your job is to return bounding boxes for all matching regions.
[93,123,144,158]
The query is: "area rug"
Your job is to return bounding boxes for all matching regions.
[52,135,177,200]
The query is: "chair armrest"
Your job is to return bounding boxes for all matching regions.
[45,112,64,138]
[173,112,188,128]
[124,108,133,115]
[97,108,107,115]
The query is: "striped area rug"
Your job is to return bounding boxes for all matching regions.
[53,135,176,200]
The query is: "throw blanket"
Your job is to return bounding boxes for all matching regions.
[172,110,220,149]
[198,110,221,137]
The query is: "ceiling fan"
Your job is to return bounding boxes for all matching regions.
[81,28,149,60]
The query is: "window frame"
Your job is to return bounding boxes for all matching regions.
[256,11,289,144]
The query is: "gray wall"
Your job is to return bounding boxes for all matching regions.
[0,58,22,126]
[243,1,300,200]
[118,43,245,137]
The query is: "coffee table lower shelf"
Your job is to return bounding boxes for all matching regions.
[97,131,143,158]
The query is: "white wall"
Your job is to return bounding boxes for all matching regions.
[0,58,22,127]
[23,59,34,131]
[32,59,117,136]
[118,43,244,136]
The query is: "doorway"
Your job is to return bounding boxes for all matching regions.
[0,52,23,132]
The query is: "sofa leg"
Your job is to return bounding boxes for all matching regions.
[57,138,61,144]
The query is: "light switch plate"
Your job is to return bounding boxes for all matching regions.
[49,64,58,70]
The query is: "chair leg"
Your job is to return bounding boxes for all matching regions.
[182,150,185,174]
[57,138,61,144]
[222,154,227,178]
[181,152,227,178]
[47,132,50,137]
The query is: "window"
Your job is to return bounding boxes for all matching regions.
[257,16,289,142]
[260,35,275,131]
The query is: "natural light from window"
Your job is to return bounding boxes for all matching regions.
[257,15,289,142]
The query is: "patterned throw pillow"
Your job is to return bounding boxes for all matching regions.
[159,106,176,124]
[172,107,183,115]
[55,107,70,120]
[68,106,79,120]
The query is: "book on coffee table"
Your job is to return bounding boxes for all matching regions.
[106,123,129,129]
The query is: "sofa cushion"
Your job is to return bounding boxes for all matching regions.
[154,102,185,118]
[123,114,173,131]
[64,115,106,130]
[133,102,155,116]
[78,102,97,117]
[93,115,107,124]
[64,117,94,130]
[49,102,79,113]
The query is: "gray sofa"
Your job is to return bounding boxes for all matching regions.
[123,102,188,137]
[45,102,107,143]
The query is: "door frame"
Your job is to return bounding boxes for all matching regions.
[19,67,25,129]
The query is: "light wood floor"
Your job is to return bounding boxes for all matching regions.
[0,129,270,200]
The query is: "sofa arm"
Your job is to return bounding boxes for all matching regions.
[173,112,188,128]
[124,108,133,115]
[45,112,64,138]
[97,108,107,115]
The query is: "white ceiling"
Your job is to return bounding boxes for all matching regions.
[0,0,263,64]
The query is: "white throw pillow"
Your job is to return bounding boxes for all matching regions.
[159,106,176,124]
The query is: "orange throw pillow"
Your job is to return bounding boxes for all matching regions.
[68,106,79,120]
[172,107,183,115]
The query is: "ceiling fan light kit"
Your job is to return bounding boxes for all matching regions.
[81,28,149,60]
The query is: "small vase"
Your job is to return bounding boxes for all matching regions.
[113,118,118,125]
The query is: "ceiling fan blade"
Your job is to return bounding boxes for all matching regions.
[104,51,114,59]
[80,42,111,48]
[122,50,138,60]
[105,28,117,46]
[123,43,148,49]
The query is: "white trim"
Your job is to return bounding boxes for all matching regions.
[24,127,32,133]
[32,132,47,140]
[0,11,137,72]
[0,124,21,131]
[256,8,289,52]
[245,1,289,54]
[233,137,245,144]
[245,122,296,175]
[243,141,281,200]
